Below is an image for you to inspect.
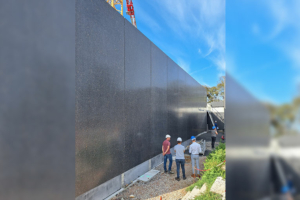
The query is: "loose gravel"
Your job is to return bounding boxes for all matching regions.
[111,139,220,200]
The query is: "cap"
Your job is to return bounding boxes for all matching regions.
[212,126,216,129]
[166,134,171,138]
[177,137,182,142]
[191,136,196,140]
[215,121,217,122]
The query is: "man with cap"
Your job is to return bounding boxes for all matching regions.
[162,135,174,174]
[211,126,218,149]
[189,136,201,178]
[174,137,186,181]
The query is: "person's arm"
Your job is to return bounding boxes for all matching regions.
[198,144,201,153]
[189,145,192,154]
[164,145,170,155]
[215,128,218,135]
[162,145,165,155]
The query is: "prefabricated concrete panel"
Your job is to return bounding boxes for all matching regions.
[124,20,152,171]
[151,154,164,169]
[124,161,149,185]
[150,44,168,158]
[0,0,75,200]
[76,0,125,196]
[178,68,188,141]
[167,59,179,146]
[76,175,122,200]
[185,74,207,137]
[226,74,270,200]
[138,170,160,182]
[75,0,207,198]
[197,83,208,132]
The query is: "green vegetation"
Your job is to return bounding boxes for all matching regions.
[265,96,300,136]
[204,76,225,103]
[187,141,226,199]
[194,192,222,200]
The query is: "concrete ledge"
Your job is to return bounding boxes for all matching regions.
[77,138,195,200]
[151,153,164,169]
[76,175,121,200]
[124,160,149,185]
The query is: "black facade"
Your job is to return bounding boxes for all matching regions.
[76,0,207,196]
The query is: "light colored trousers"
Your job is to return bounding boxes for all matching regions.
[191,154,200,174]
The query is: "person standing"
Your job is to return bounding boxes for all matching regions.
[162,135,174,174]
[211,126,218,149]
[215,121,219,130]
[189,136,201,178]
[174,137,186,181]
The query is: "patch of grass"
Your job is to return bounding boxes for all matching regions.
[194,191,222,200]
[187,142,226,193]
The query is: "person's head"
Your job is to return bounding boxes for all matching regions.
[166,135,171,141]
[212,126,216,130]
[177,137,182,144]
[215,121,217,123]
[191,136,196,142]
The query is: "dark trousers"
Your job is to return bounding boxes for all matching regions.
[211,136,216,148]
[175,159,186,178]
[164,154,172,171]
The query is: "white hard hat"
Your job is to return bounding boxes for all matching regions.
[166,134,171,138]
[177,137,182,142]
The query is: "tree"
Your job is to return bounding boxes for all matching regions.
[265,96,300,137]
[204,76,225,103]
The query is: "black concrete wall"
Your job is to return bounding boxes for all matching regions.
[76,0,207,196]
[226,75,270,200]
[1,0,75,200]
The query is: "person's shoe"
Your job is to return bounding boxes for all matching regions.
[164,171,168,173]
[197,174,200,178]
[191,174,196,178]
[168,171,174,174]
[175,177,180,181]
[183,176,186,180]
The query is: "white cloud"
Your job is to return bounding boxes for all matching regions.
[133,3,161,32]
[177,58,190,73]
[257,0,300,95]
[190,65,213,75]
[148,0,225,72]
[261,1,300,67]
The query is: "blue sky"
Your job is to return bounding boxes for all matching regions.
[122,0,225,88]
[227,0,300,105]
[119,0,300,105]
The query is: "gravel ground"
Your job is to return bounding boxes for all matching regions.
[111,136,223,200]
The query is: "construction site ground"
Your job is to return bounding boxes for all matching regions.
[111,131,224,200]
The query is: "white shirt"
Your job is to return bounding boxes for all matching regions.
[189,142,201,155]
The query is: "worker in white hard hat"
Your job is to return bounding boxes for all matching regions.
[162,135,174,174]
[174,137,186,181]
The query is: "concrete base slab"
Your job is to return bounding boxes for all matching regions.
[151,154,163,169]
[124,160,149,185]
[77,138,194,200]
[76,175,121,200]
[138,169,160,182]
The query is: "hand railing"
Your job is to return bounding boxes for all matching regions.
[210,106,224,122]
